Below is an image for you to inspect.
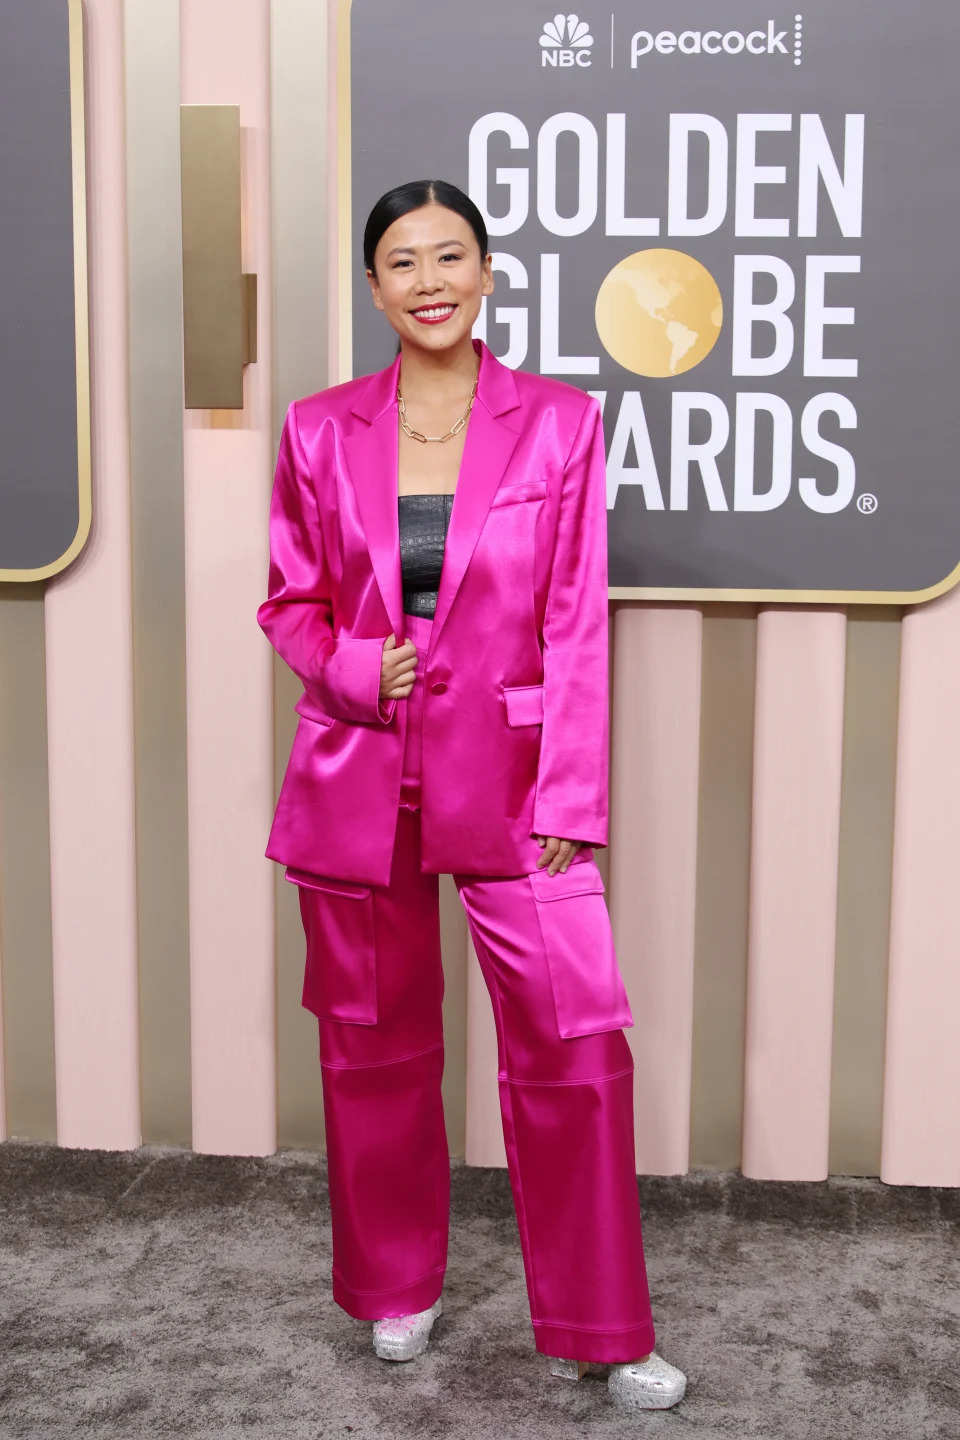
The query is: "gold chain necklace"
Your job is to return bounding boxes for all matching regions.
[397,376,478,444]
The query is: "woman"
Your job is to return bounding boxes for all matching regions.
[257,179,687,1413]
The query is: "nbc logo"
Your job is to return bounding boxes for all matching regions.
[540,12,594,67]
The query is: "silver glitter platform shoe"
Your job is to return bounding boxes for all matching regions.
[372,1297,443,1362]
[549,1351,687,1410]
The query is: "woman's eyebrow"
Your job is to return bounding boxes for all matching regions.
[385,240,466,258]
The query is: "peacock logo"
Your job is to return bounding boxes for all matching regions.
[540,13,594,67]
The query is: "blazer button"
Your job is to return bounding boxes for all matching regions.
[430,681,448,695]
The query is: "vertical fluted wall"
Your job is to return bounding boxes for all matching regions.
[0,0,956,1186]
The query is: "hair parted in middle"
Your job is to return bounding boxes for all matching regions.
[363,179,489,274]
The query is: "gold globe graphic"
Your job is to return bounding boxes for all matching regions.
[595,249,723,377]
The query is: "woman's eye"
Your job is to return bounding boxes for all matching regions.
[441,252,462,262]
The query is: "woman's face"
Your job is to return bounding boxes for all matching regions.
[366,204,494,354]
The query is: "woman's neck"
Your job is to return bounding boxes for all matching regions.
[397,336,480,403]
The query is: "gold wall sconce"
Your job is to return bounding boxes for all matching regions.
[180,105,257,409]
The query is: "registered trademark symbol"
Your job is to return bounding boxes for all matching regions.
[857,493,878,515]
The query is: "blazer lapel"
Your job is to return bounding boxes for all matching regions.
[342,357,404,638]
[427,404,519,656]
[428,344,521,656]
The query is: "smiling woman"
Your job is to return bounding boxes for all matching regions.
[256,177,687,1412]
[362,181,493,492]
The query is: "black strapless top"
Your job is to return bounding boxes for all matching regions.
[398,492,454,618]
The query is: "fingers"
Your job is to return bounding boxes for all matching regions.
[389,648,418,676]
[380,636,418,702]
[535,836,582,875]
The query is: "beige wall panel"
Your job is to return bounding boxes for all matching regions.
[275,863,325,1150]
[829,607,901,1177]
[689,606,757,1171]
[0,588,57,1140]
[440,876,468,1158]
[124,0,192,1144]
[465,932,508,1167]
[271,0,331,1150]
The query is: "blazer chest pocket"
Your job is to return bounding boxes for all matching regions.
[287,869,377,1024]
[528,860,634,1040]
[490,479,548,508]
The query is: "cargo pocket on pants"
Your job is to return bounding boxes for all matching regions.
[289,869,378,1025]
[528,860,634,1040]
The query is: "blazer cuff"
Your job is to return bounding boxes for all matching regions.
[531,804,608,848]
[327,636,394,725]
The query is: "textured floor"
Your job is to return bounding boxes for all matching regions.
[0,1144,958,1439]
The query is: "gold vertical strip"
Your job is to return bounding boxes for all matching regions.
[689,606,757,1170]
[829,607,901,1176]
[272,0,331,1150]
[124,0,192,1144]
[180,105,244,409]
[0,587,57,1139]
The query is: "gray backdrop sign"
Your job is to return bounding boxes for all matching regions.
[349,0,960,601]
[0,0,90,581]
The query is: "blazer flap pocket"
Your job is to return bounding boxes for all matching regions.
[490,479,548,508]
[285,867,371,898]
[294,694,334,727]
[501,683,544,727]
[528,860,604,902]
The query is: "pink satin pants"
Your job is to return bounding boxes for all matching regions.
[301,612,656,1364]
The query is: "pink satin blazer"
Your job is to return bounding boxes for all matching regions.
[258,340,610,888]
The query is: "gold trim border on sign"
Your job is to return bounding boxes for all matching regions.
[334,0,960,608]
[1,0,93,584]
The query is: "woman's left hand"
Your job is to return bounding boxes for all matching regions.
[534,835,582,876]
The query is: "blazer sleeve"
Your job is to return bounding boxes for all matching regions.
[257,401,397,726]
[532,396,609,846]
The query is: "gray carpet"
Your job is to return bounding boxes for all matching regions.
[0,1143,958,1439]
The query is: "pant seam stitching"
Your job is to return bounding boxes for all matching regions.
[499,1065,635,1088]
[532,1318,656,1334]
[320,1042,443,1072]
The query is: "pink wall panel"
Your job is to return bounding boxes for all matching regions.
[45,0,140,1149]
[181,0,276,1155]
[464,935,508,1168]
[883,585,960,1186]
[608,606,703,1176]
[742,610,846,1181]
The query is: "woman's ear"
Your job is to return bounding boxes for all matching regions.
[366,267,385,312]
[481,252,495,299]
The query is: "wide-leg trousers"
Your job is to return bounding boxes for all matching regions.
[299,612,657,1364]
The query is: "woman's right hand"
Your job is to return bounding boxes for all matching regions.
[380,633,418,701]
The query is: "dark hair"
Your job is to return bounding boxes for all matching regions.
[363,180,489,273]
